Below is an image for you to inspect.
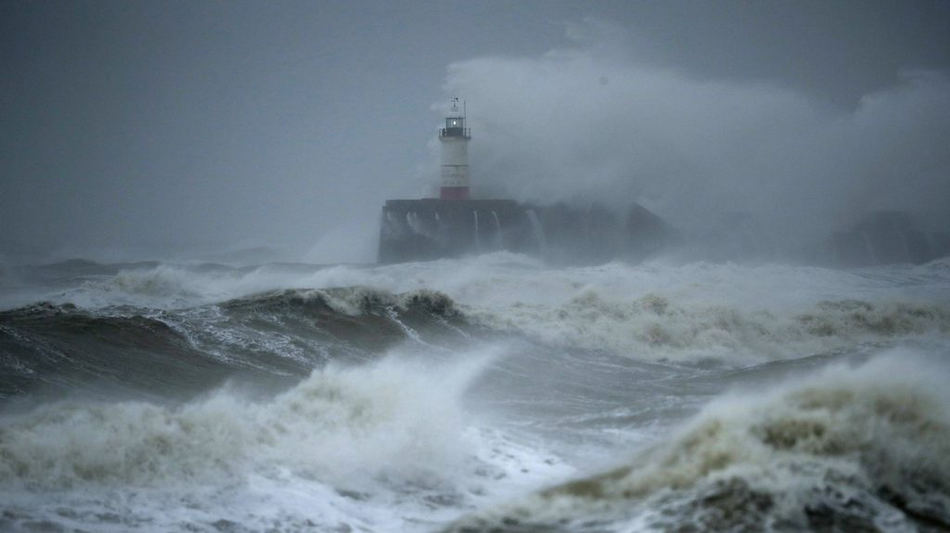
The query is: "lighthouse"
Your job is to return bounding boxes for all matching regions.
[439,98,471,200]
[377,99,677,263]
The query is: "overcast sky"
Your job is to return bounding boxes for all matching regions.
[2,0,948,263]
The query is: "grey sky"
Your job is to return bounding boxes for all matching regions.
[2,0,948,262]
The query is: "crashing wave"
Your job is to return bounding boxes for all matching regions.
[0,288,466,398]
[0,357,478,489]
[463,291,950,363]
[222,287,459,318]
[446,350,950,532]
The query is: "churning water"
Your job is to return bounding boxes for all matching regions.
[0,253,948,532]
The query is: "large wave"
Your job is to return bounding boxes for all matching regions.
[88,259,948,366]
[0,349,574,531]
[3,281,947,400]
[447,348,950,532]
[0,356,478,488]
[0,288,466,398]
[6,255,947,309]
[465,291,950,363]
[2,257,949,531]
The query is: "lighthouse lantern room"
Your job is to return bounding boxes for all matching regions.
[439,98,471,200]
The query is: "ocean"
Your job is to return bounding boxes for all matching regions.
[0,253,948,532]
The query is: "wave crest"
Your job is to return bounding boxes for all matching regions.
[449,350,950,531]
[0,356,480,489]
[263,287,459,318]
[466,291,950,362]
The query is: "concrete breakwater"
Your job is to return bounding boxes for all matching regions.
[377,199,677,264]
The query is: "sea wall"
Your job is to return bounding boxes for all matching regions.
[377,199,677,264]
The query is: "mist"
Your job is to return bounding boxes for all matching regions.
[445,24,950,250]
[2,1,948,264]
[3,5,950,531]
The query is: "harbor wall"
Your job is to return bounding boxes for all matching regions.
[377,199,678,264]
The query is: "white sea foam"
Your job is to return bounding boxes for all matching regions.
[0,344,573,531]
[467,291,949,363]
[26,253,948,311]
[3,257,950,531]
[15,255,950,363]
[0,355,481,488]
[449,347,950,531]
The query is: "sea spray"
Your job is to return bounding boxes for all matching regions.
[2,256,949,531]
[0,288,471,397]
[465,290,950,363]
[7,255,948,315]
[447,348,950,532]
[0,348,499,489]
[0,346,567,531]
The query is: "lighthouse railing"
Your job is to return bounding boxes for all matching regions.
[439,127,471,139]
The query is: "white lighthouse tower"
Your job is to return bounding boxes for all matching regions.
[439,98,471,200]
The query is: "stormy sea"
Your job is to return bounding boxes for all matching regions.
[1,253,948,532]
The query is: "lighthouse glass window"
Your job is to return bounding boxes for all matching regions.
[444,117,466,137]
